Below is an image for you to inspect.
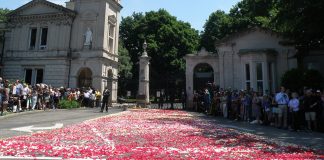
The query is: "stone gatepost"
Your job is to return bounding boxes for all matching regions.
[137,41,151,106]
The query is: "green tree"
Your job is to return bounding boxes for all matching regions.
[281,69,304,91]
[0,8,11,22]
[118,41,133,96]
[303,69,324,90]
[281,69,323,91]
[274,0,324,68]
[200,10,232,52]
[200,0,277,52]
[229,0,277,31]
[120,9,199,94]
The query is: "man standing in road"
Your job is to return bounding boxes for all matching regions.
[101,87,111,112]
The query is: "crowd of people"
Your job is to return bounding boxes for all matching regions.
[193,85,324,132]
[0,77,110,116]
[2,76,323,133]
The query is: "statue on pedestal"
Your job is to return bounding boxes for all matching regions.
[84,27,93,46]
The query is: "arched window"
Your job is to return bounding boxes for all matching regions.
[107,69,113,79]
[78,68,92,88]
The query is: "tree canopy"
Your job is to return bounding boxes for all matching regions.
[0,8,11,23]
[200,0,278,52]
[201,0,324,56]
[274,0,324,67]
[119,9,199,95]
[200,10,231,52]
[118,41,133,96]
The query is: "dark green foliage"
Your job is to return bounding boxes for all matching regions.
[59,100,80,109]
[281,69,304,91]
[200,10,232,52]
[275,0,324,49]
[120,9,199,95]
[281,69,323,91]
[274,0,324,67]
[200,0,277,52]
[118,41,133,96]
[303,69,324,90]
[201,0,324,65]
[0,8,10,22]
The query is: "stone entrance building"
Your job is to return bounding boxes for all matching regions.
[0,0,122,102]
[185,28,297,108]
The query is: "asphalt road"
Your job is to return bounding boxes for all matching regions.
[0,107,124,139]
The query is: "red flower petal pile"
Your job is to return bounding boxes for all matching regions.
[0,109,323,159]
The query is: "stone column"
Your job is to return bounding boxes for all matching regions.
[251,62,257,92]
[271,62,277,92]
[186,62,194,109]
[263,61,269,94]
[138,41,151,104]
[219,52,225,89]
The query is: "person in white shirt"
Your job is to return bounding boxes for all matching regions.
[83,90,90,107]
[275,86,289,129]
[22,85,31,110]
[31,88,38,110]
[288,92,300,131]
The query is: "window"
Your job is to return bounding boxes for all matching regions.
[29,28,37,49]
[245,64,251,89]
[109,25,114,37]
[78,68,92,88]
[24,69,33,85]
[40,28,48,49]
[36,69,44,84]
[256,63,263,92]
[108,24,115,53]
[24,68,44,85]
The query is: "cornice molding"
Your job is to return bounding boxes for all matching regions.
[8,13,74,27]
[8,0,76,17]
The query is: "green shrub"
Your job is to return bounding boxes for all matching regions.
[281,69,323,91]
[59,99,80,109]
[281,69,304,91]
[304,69,324,89]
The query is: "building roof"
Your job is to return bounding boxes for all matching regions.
[7,0,76,17]
[215,27,282,46]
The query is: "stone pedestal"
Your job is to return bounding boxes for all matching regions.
[138,55,150,104]
[137,41,151,105]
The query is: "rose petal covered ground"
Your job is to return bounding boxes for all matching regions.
[0,109,323,159]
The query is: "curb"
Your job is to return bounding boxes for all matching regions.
[0,110,44,120]
[0,104,134,120]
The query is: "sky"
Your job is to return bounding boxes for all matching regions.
[0,0,241,31]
